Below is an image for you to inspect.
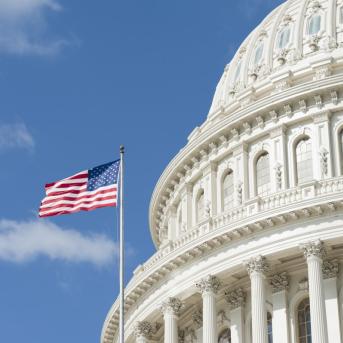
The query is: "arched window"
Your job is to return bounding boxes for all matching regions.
[295,136,313,185]
[308,15,321,35]
[223,171,234,211]
[254,42,264,65]
[234,61,242,82]
[256,152,271,196]
[218,328,231,343]
[297,298,311,343]
[277,27,290,49]
[267,312,273,343]
[196,190,205,223]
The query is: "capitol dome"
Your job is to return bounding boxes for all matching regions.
[102,1,343,343]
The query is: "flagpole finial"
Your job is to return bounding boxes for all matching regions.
[120,145,125,154]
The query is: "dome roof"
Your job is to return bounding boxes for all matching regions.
[208,0,343,118]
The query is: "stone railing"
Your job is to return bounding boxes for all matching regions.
[142,176,343,273]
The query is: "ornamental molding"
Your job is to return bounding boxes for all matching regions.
[298,278,309,291]
[244,255,270,275]
[195,275,221,295]
[300,240,326,260]
[152,84,343,237]
[224,287,246,309]
[134,321,160,338]
[191,309,203,329]
[160,297,184,316]
[322,259,339,279]
[269,272,289,293]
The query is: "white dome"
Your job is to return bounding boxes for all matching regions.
[208,0,343,118]
[102,1,343,342]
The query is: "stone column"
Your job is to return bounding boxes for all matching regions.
[270,272,290,343]
[224,288,246,343]
[245,255,269,343]
[300,240,328,343]
[160,297,183,343]
[134,321,159,343]
[322,260,341,343]
[195,275,221,343]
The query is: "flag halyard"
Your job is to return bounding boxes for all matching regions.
[39,160,120,217]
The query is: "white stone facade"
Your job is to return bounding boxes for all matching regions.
[102,0,343,343]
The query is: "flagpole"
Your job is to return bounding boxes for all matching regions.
[119,145,125,343]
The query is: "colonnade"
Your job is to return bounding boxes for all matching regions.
[134,240,340,343]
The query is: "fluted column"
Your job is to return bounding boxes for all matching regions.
[322,260,341,343]
[196,275,221,343]
[160,297,183,343]
[225,288,246,343]
[300,240,328,343]
[134,321,160,343]
[270,273,289,343]
[245,255,269,343]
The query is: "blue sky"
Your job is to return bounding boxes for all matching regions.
[0,0,283,342]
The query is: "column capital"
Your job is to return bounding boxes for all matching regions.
[195,275,221,295]
[300,240,326,260]
[322,259,339,279]
[269,272,289,293]
[160,297,184,316]
[244,255,270,276]
[134,321,160,339]
[224,287,246,309]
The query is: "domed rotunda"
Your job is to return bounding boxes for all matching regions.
[102,1,343,343]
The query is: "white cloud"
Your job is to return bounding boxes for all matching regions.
[0,122,35,152]
[0,0,67,55]
[0,219,118,266]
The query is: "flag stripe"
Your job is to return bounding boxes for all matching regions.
[41,188,117,205]
[39,161,120,217]
[39,202,117,217]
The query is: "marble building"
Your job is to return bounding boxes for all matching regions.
[102,0,343,342]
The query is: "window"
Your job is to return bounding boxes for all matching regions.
[234,61,242,82]
[296,137,313,184]
[223,171,234,211]
[254,43,264,65]
[308,15,321,35]
[218,328,231,343]
[256,152,271,196]
[196,190,205,223]
[277,27,290,49]
[267,312,273,343]
[298,298,311,343]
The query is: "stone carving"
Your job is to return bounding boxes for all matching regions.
[270,110,278,123]
[158,227,168,242]
[224,287,246,309]
[319,147,329,177]
[217,310,229,325]
[243,122,251,134]
[270,272,289,293]
[300,240,326,260]
[331,90,338,105]
[195,275,221,294]
[134,321,160,338]
[276,48,289,65]
[284,104,293,117]
[236,181,243,205]
[309,35,320,52]
[244,255,270,275]
[314,65,331,80]
[178,329,185,343]
[314,94,323,108]
[160,297,184,316]
[322,260,339,279]
[192,309,203,329]
[298,278,309,291]
[256,116,264,128]
[299,99,307,112]
[274,163,282,191]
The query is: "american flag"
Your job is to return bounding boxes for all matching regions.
[39,160,120,217]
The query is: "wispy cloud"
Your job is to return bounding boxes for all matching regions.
[0,0,68,56]
[0,122,35,152]
[0,219,118,266]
